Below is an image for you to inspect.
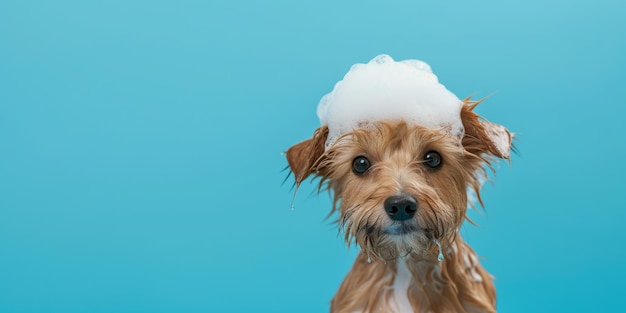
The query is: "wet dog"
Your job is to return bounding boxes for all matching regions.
[286,55,513,313]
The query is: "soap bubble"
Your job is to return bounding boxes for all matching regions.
[317,54,464,148]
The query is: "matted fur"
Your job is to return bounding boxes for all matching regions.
[286,100,512,313]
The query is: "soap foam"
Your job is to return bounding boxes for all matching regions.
[317,54,464,148]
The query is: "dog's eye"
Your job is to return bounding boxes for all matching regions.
[352,156,371,175]
[423,151,442,169]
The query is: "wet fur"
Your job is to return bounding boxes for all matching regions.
[286,100,512,313]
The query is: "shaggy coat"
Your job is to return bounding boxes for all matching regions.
[286,99,513,313]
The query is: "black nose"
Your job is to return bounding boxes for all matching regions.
[384,194,417,221]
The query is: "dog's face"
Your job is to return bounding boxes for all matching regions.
[287,100,512,262]
[318,121,481,261]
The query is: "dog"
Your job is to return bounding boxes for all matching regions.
[285,55,513,313]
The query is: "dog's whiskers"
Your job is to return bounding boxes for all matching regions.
[338,203,364,248]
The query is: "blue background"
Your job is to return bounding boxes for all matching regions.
[1,0,624,312]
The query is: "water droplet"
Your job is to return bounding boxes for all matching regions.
[290,189,298,211]
[431,238,444,262]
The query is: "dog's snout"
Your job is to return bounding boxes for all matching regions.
[384,194,417,221]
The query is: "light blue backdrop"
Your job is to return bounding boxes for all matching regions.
[1,0,624,312]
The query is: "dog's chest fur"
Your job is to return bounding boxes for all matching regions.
[391,259,413,313]
[335,241,497,313]
[347,260,414,313]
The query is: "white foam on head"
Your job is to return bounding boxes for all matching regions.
[317,54,464,148]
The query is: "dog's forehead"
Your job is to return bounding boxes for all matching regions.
[332,121,463,158]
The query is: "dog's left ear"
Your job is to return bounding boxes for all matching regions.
[285,126,329,187]
[460,99,513,159]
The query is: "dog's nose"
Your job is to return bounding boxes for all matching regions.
[384,194,417,221]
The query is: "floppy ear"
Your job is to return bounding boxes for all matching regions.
[460,99,513,159]
[285,126,329,187]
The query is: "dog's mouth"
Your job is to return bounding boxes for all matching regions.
[381,222,420,236]
[354,219,446,262]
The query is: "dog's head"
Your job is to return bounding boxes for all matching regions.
[286,99,512,262]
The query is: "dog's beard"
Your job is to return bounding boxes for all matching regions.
[339,204,440,262]
[362,229,431,262]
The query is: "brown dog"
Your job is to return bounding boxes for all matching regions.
[286,56,513,313]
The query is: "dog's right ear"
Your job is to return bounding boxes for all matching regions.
[286,126,329,188]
